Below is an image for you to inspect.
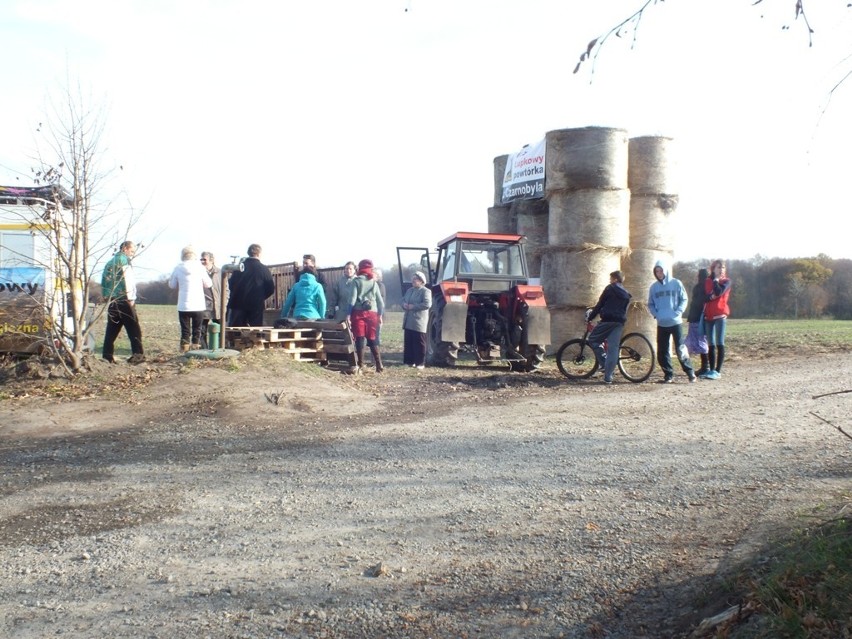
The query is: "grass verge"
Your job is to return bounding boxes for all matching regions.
[715,500,852,638]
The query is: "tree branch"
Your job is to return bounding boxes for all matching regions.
[577,1,823,77]
[809,411,852,442]
[573,0,661,78]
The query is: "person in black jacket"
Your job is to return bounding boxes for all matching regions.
[227,244,275,326]
[685,267,710,376]
[586,270,632,384]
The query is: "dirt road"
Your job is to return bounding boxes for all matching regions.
[1,351,850,638]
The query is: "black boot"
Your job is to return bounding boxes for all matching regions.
[707,346,716,372]
[353,337,366,374]
[370,345,384,373]
[696,353,709,376]
[715,345,725,373]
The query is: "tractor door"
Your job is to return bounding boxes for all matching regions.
[396,247,435,295]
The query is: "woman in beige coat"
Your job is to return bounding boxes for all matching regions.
[401,271,432,368]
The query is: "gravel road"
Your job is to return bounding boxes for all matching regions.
[1,351,850,638]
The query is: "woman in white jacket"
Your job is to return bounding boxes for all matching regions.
[169,246,213,352]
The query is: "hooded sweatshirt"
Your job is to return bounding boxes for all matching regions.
[647,260,688,327]
[588,282,631,323]
[281,272,327,319]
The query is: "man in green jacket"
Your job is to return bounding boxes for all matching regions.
[101,241,145,364]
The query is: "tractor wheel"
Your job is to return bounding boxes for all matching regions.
[427,306,458,367]
[510,343,546,372]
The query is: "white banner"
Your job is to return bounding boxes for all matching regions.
[501,139,546,204]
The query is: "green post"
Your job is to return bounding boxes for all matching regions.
[208,322,221,350]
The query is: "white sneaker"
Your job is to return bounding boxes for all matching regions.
[415,365,425,370]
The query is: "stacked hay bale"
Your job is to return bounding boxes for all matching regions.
[624,136,679,340]
[513,198,548,277]
[488,154,515,234]
[542,127,630,348]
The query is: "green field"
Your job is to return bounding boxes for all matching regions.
[96,307,852,360]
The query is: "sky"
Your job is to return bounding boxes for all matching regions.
[1,0,850,282]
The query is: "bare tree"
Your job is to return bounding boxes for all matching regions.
[787,272,807,319]
[575,1,830,77]
[10,81,144,372]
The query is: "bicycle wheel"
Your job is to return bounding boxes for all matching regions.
[555,339,598,380]
[617,332,655,383]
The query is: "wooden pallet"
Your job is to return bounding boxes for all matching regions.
[250,318,357,369]
[225,320,358,368]
[225,326,323,361]
[309,320,357,369]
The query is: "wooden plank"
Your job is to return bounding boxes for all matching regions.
[322,343,355,355]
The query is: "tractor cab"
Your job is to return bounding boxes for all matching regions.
[397,232,530,292]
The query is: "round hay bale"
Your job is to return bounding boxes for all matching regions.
[548,188,630,247]
[487,206,515,234]
[511,198,548,217]
[539,245,621,307]
[625,302,658,350]
[628,136,679,195]
[622,248,672,298]
[629,194,679,250]
[516,208,548,277]
[493,154,509,206]
[547,305,588,355]
[545,127,628,193]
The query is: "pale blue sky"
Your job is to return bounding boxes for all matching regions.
[1,0,850,279]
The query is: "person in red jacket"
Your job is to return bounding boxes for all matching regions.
[701,260,732,380]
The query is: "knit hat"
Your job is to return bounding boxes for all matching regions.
[358,259,374,279]
[413,271,426,284]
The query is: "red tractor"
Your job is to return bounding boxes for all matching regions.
[397,232,550,371]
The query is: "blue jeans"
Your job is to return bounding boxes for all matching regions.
[656,323,693,378]
[588,321,624,381]
[705,317,727,346]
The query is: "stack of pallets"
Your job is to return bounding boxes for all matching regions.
[225,326,323,361]
[226,318,356,368]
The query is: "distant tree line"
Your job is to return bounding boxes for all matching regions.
[87,277,177,306]
[673,255,852,319]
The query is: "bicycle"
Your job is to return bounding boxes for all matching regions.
[555,320,655,383]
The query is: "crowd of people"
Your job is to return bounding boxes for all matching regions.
[100,239,730,382]
[100,242,408,374]
[584,258,732,384]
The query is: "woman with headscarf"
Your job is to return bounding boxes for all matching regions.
[401,271,432,369]
[347,259,385,373]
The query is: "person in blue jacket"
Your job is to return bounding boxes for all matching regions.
[648,259,696,383]
[280,267,327,320]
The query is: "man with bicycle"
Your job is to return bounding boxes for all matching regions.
[586,270,632,384]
